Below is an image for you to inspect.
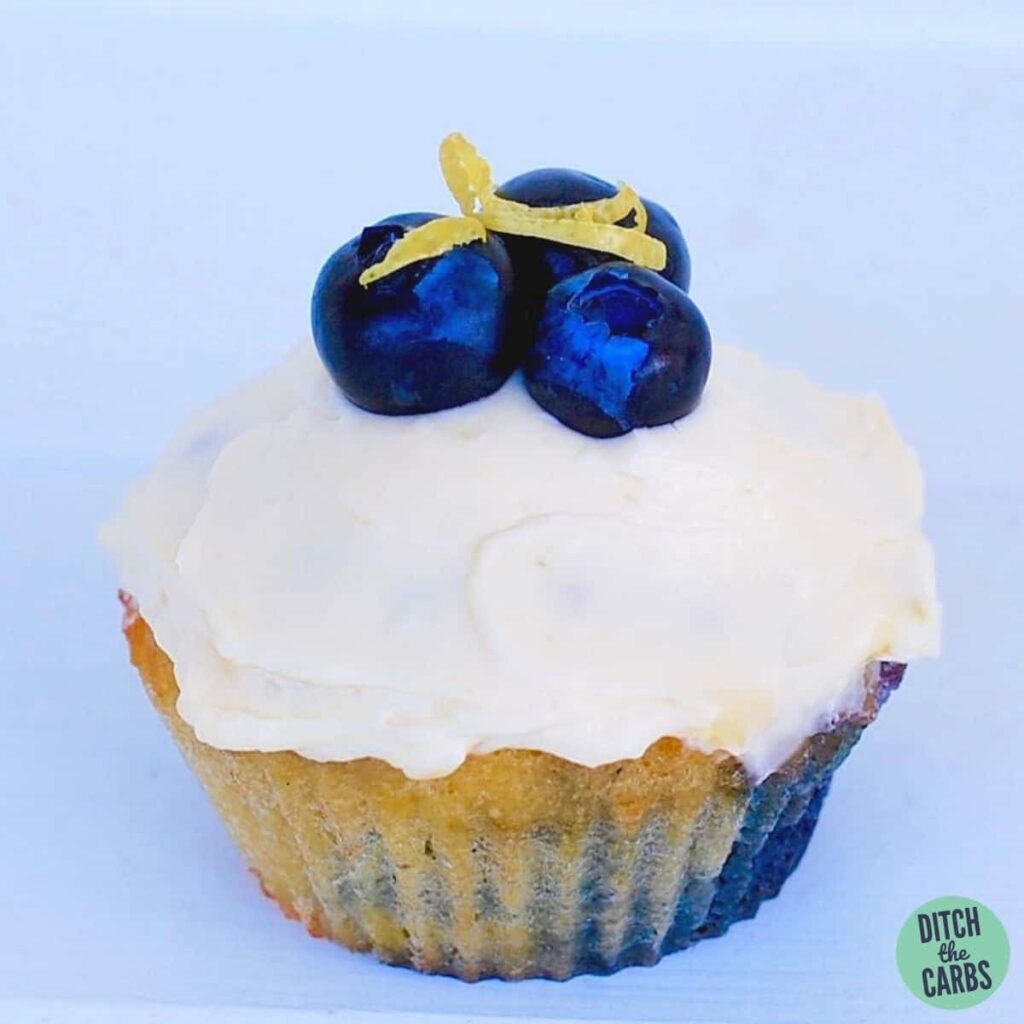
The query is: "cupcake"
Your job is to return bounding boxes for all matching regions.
[103,134,939,981]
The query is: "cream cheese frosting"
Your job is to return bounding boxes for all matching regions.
[102,342,940,780]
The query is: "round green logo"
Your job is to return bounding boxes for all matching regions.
[897,897,1010,1009]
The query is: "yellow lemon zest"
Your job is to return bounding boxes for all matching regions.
[360,134,663,284]
[481,180,646,230]
[618,183,648,234]
[439,132,494,215]
[358,216,487,286]
[479,208,667,271]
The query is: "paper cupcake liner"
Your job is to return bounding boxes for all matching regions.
[123,601,904,981]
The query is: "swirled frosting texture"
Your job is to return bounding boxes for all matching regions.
[103,343,939,780]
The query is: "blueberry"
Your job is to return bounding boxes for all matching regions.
[524,263,711,438]
[311,213,515,414]
[494,168,691,338]
[641,198,691,292]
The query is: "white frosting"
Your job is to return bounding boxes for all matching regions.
[103,342,939,780]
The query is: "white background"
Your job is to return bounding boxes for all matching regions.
[2,2,1023,1022]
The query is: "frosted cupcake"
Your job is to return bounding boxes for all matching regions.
[103,135,939,980]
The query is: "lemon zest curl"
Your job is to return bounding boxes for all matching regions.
[439,132,494,215]
[357,216,486,286]
[477,210,665,269]
[359,134,665,286]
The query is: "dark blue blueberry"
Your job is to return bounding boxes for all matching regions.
[311,213,515,415]
[641,198,691,293]
[524,263,711,438]
[494,169,691,341]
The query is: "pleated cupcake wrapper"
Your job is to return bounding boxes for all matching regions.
[125,605,904,981]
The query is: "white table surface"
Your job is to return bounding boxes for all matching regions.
[2,4,1023,1022]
